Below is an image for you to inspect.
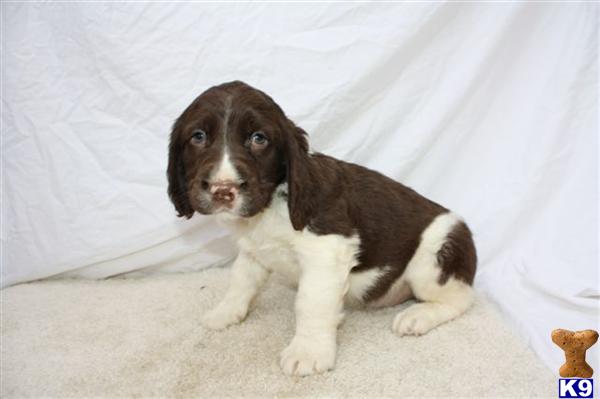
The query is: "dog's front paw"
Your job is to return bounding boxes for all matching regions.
[201,302,248,330]
[280,335,336,376]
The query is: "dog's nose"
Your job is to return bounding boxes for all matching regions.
[209,181,240,204]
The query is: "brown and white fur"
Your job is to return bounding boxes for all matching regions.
[167,81,477,377]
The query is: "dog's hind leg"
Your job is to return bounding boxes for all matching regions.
[392,213,476,336]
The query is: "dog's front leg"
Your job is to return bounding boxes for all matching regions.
[280,237,352,376]
[202,251,270,330]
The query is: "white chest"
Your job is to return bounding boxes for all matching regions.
[219,191,302,283]
[216,187,371,301]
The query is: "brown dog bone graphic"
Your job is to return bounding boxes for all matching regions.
[551,329,598,378]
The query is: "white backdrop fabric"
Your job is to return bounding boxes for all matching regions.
[2,3,598,372]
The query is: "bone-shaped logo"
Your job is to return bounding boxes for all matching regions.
[552,329,598,378]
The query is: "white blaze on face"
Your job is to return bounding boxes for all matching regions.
[209,145,244,215]
[211,98,241,184]
[208,98,245,215]
[211,148,241,184]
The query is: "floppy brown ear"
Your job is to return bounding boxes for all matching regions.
[286,126,317,231]
[167,122,194,218]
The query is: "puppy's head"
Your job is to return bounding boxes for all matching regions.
[167,81,309,223]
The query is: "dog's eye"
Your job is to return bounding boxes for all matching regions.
[250,131,268,148]
[191,129,207,145]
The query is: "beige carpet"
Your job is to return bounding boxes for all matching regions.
[1,267,556,398]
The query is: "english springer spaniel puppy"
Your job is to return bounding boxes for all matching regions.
[167,81,476,376]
